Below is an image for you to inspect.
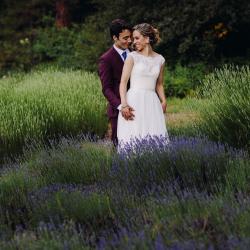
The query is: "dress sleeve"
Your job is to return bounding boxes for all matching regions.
[160,55,165,65]
[127,52,137,63]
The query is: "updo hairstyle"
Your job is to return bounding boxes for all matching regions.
[133,23,161,46]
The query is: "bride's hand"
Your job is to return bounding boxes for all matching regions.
[161,101,167,113]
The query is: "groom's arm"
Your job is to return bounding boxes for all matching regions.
[98,57,121,108]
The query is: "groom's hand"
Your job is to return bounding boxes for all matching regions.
[121,106,135,120]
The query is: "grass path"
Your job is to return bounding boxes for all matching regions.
[166,97,201,128]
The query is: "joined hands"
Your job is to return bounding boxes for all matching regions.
[121,105,135,120]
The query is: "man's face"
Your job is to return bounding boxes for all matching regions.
[113,29,132,50]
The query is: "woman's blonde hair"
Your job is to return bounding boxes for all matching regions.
[133,23,161,46]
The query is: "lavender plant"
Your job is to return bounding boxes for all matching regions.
[111,136,246,195]
[0,136,249,249]
[25,139,112,186]
[195,65,250,150]
[0,67,107,156]
[31,190,115,230]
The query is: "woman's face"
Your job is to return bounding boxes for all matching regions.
[132,30,149,51]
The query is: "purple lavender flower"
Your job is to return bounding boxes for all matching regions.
[155,234,166,250]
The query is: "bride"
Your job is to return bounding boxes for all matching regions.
[117,23,169,149]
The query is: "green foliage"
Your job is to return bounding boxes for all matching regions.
[26,141,112,185]
[32,22,107,72]
[225,158,250,193]
[164,62,207,98]
[1,0,249,72]
[195,65,250,150]
[0,170,30,207]
[0,169,37,226]
[0,67,107,156]
[0,1,51,72]
[0,0,98,72]
[89,0,250,64]
[32,191,114,227]
[148,194,250,241]
[0,221,90,250]
[0,20,108,73]
[0,140,113,229]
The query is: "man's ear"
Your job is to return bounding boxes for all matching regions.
[113,35,118,41]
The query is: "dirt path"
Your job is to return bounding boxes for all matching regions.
[166,112,199,127]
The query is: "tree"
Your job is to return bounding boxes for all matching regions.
[88,0,250,64]
[0,0,95,71]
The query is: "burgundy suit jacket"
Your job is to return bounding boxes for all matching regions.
[98,47,128,119]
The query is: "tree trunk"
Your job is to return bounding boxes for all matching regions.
[55,0,70,28]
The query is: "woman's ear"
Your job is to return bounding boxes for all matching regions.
[146,36,150,44]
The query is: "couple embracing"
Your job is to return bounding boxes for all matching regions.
[98,19,169,149]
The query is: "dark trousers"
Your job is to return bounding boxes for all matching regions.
[109,117,118,147]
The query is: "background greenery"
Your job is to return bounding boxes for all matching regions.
[1,0,249,97]
[1,0,249,73]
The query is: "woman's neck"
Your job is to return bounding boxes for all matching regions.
[139,45,153,57]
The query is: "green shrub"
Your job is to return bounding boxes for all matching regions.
[111,136,243,195]
[0,139,112,228]
[0,67,107,156]
[26,141,112,185]
[164,62,207,98]
[0,169,37,225]
[32,23,107,72]
[195,65,250,149]
[148,193,250,242]
[32,191,114,227]
[0,36,34,74]
[0,221,90,250]
[224,157,250,193]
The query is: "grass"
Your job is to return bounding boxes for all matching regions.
[166,97,203,137]
[166,97,202,114]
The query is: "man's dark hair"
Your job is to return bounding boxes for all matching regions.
[109,19,131,39]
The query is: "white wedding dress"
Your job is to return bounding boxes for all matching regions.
[117,51,169,149]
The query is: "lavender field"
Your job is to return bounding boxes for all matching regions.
[0,65,249,249]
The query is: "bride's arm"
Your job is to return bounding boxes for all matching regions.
[119,56,134,108]
[156,63,167,113]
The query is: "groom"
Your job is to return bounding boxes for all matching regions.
[98,19,134,145]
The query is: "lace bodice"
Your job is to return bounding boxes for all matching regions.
[128,51,165,91]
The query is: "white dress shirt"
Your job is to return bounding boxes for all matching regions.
[113,45,130,62]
